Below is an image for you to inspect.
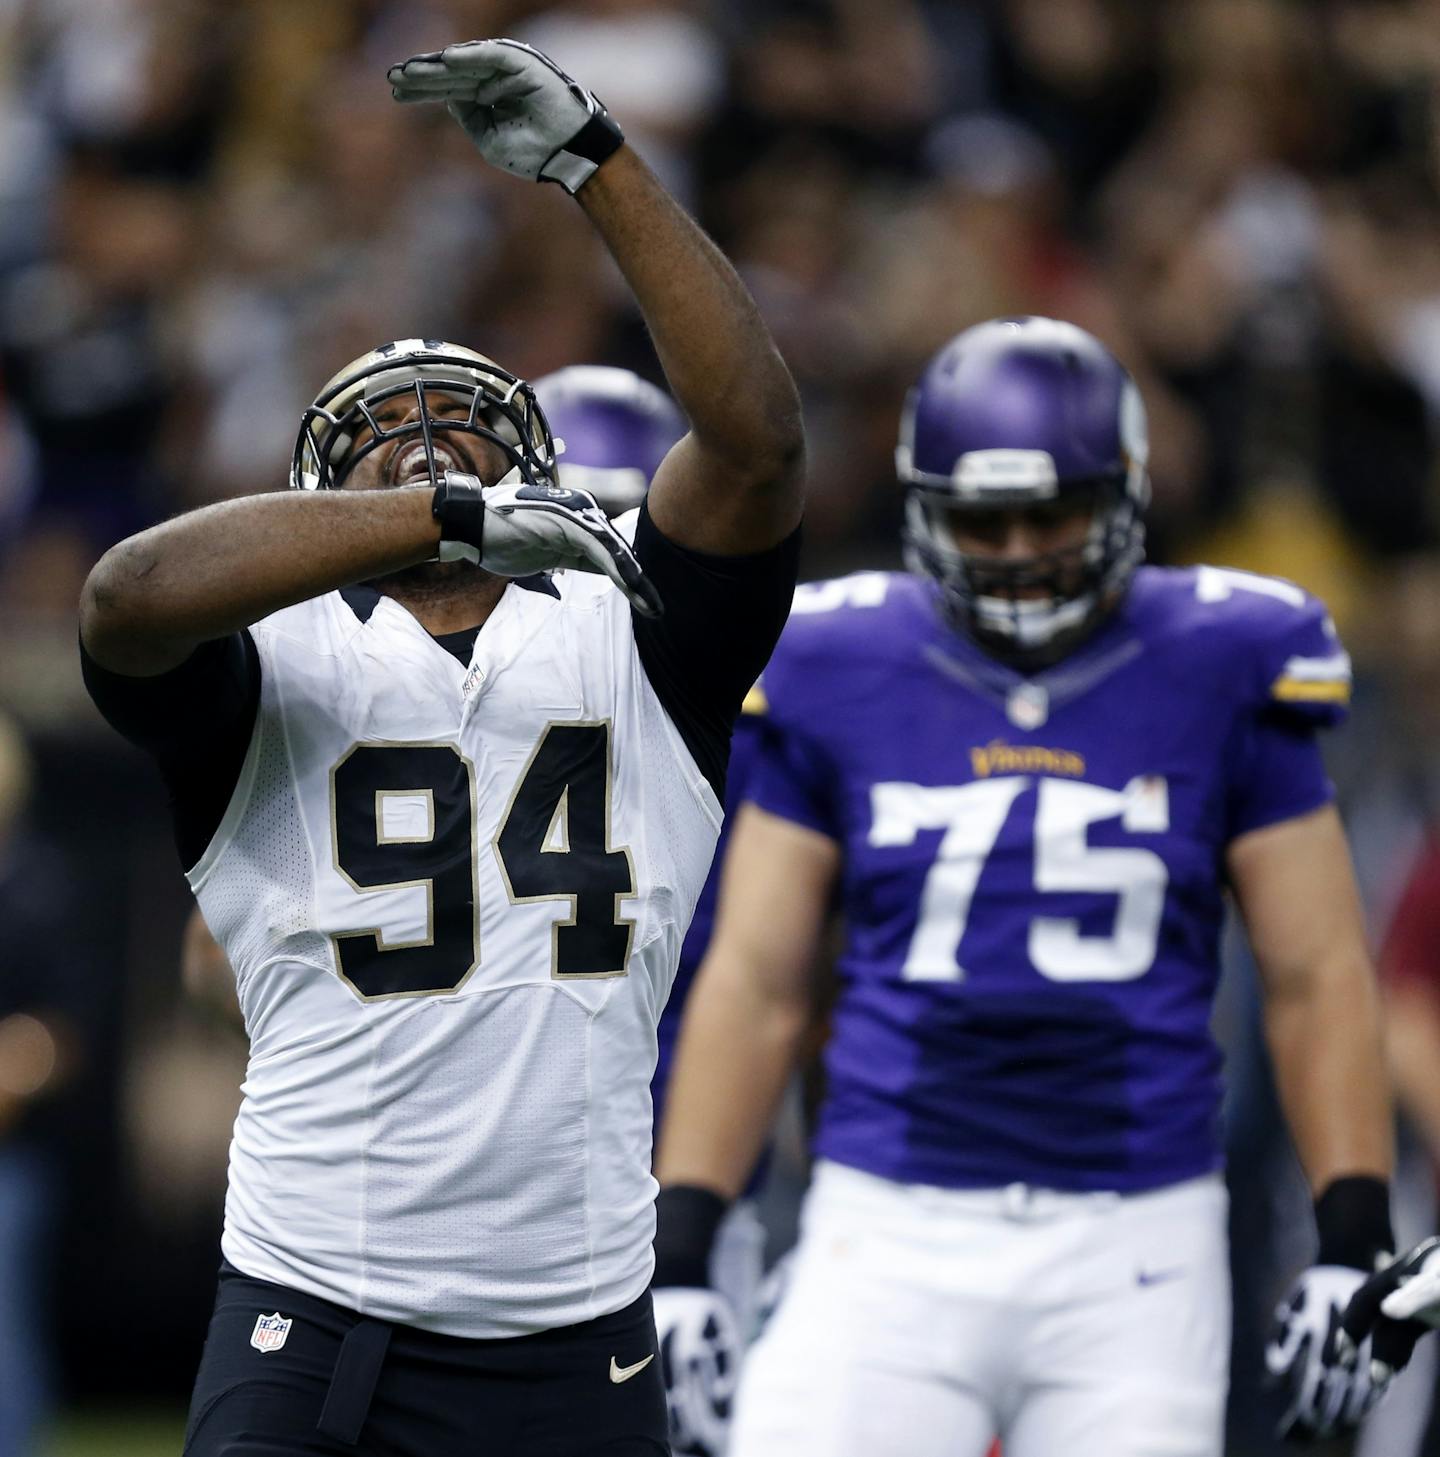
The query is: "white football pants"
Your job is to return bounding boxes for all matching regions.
[731,1161,1229,1457]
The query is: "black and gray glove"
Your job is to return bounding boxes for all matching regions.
[1267,1265,1386,1440]
[388,38,624,194]
[653,1186,742,1457]
[1265,1175,1395,1441]
[433,472,661,617]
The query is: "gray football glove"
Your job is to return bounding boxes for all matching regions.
[653,1286,742,1457]
[433,471,661,617]
[388,38,624,194]
[1267,1265,1386,1441]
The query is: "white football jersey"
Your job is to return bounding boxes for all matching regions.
[186,561,721,1338]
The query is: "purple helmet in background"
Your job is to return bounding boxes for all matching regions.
[897,316,1150,664]
[531,365,686,517]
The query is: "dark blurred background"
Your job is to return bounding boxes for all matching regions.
[5,0,1440,1453]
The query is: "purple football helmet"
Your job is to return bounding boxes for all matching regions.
[897,317,1150,664]
[531,365,686,517]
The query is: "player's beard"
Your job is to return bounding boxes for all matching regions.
[367,557,499,603]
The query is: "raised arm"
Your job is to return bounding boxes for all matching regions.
[388,39,805,555]
[576,150,805,554]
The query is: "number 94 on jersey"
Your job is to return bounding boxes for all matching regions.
[328,724,636,1000]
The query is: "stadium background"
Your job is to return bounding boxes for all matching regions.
[2,0,1440,1452]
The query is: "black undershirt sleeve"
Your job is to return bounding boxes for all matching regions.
[630,501,800,798]
[80,631,262,871]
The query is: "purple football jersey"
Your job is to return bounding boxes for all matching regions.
[747,565,1350,1193]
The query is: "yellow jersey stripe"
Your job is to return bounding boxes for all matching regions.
[1271,676,1351,705]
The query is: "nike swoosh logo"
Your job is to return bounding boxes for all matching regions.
[1137,1267,1186,1288]
[610,1354,655,1384]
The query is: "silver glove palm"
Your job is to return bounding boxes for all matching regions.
[436,471,661,617]
[388,39,623,194]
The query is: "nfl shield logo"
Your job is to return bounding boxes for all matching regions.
[1006,682,1049,730]
[250,1312,292,1354]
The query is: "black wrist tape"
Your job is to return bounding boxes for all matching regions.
[653,1184,728,1288]
[567,109,624,167]
[541,107,624,194]
[1315,1175,1393,1270]
[431,476,486,551]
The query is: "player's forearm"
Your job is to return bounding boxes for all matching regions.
[1263,953,1394,1193]
[656,956,812,1200]
[577,152,804,497]
[81,487,441,675]
[1231,808,1393,1221]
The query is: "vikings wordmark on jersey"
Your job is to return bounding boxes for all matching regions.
[748,564,1348,1194]
[187,520,721,1339]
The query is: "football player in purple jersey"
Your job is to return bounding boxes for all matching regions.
[652,317,1395,1457]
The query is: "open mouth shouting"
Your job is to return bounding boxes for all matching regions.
[388,439,473,488]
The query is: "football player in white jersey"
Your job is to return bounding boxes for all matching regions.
[79,38,803,1457]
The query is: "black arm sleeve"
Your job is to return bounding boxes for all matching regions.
[80,631,262,871]
[630,501,800,798]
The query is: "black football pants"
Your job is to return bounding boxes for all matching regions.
[183,1264,669,1456]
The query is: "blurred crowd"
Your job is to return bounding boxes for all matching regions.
[4,0,1440,1452]
[4,0,1440,618]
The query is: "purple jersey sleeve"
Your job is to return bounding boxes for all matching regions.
[1226,715,1334,840]
[746,700,842,839]
[1207,567,1351,840]
[738,587,880,841]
